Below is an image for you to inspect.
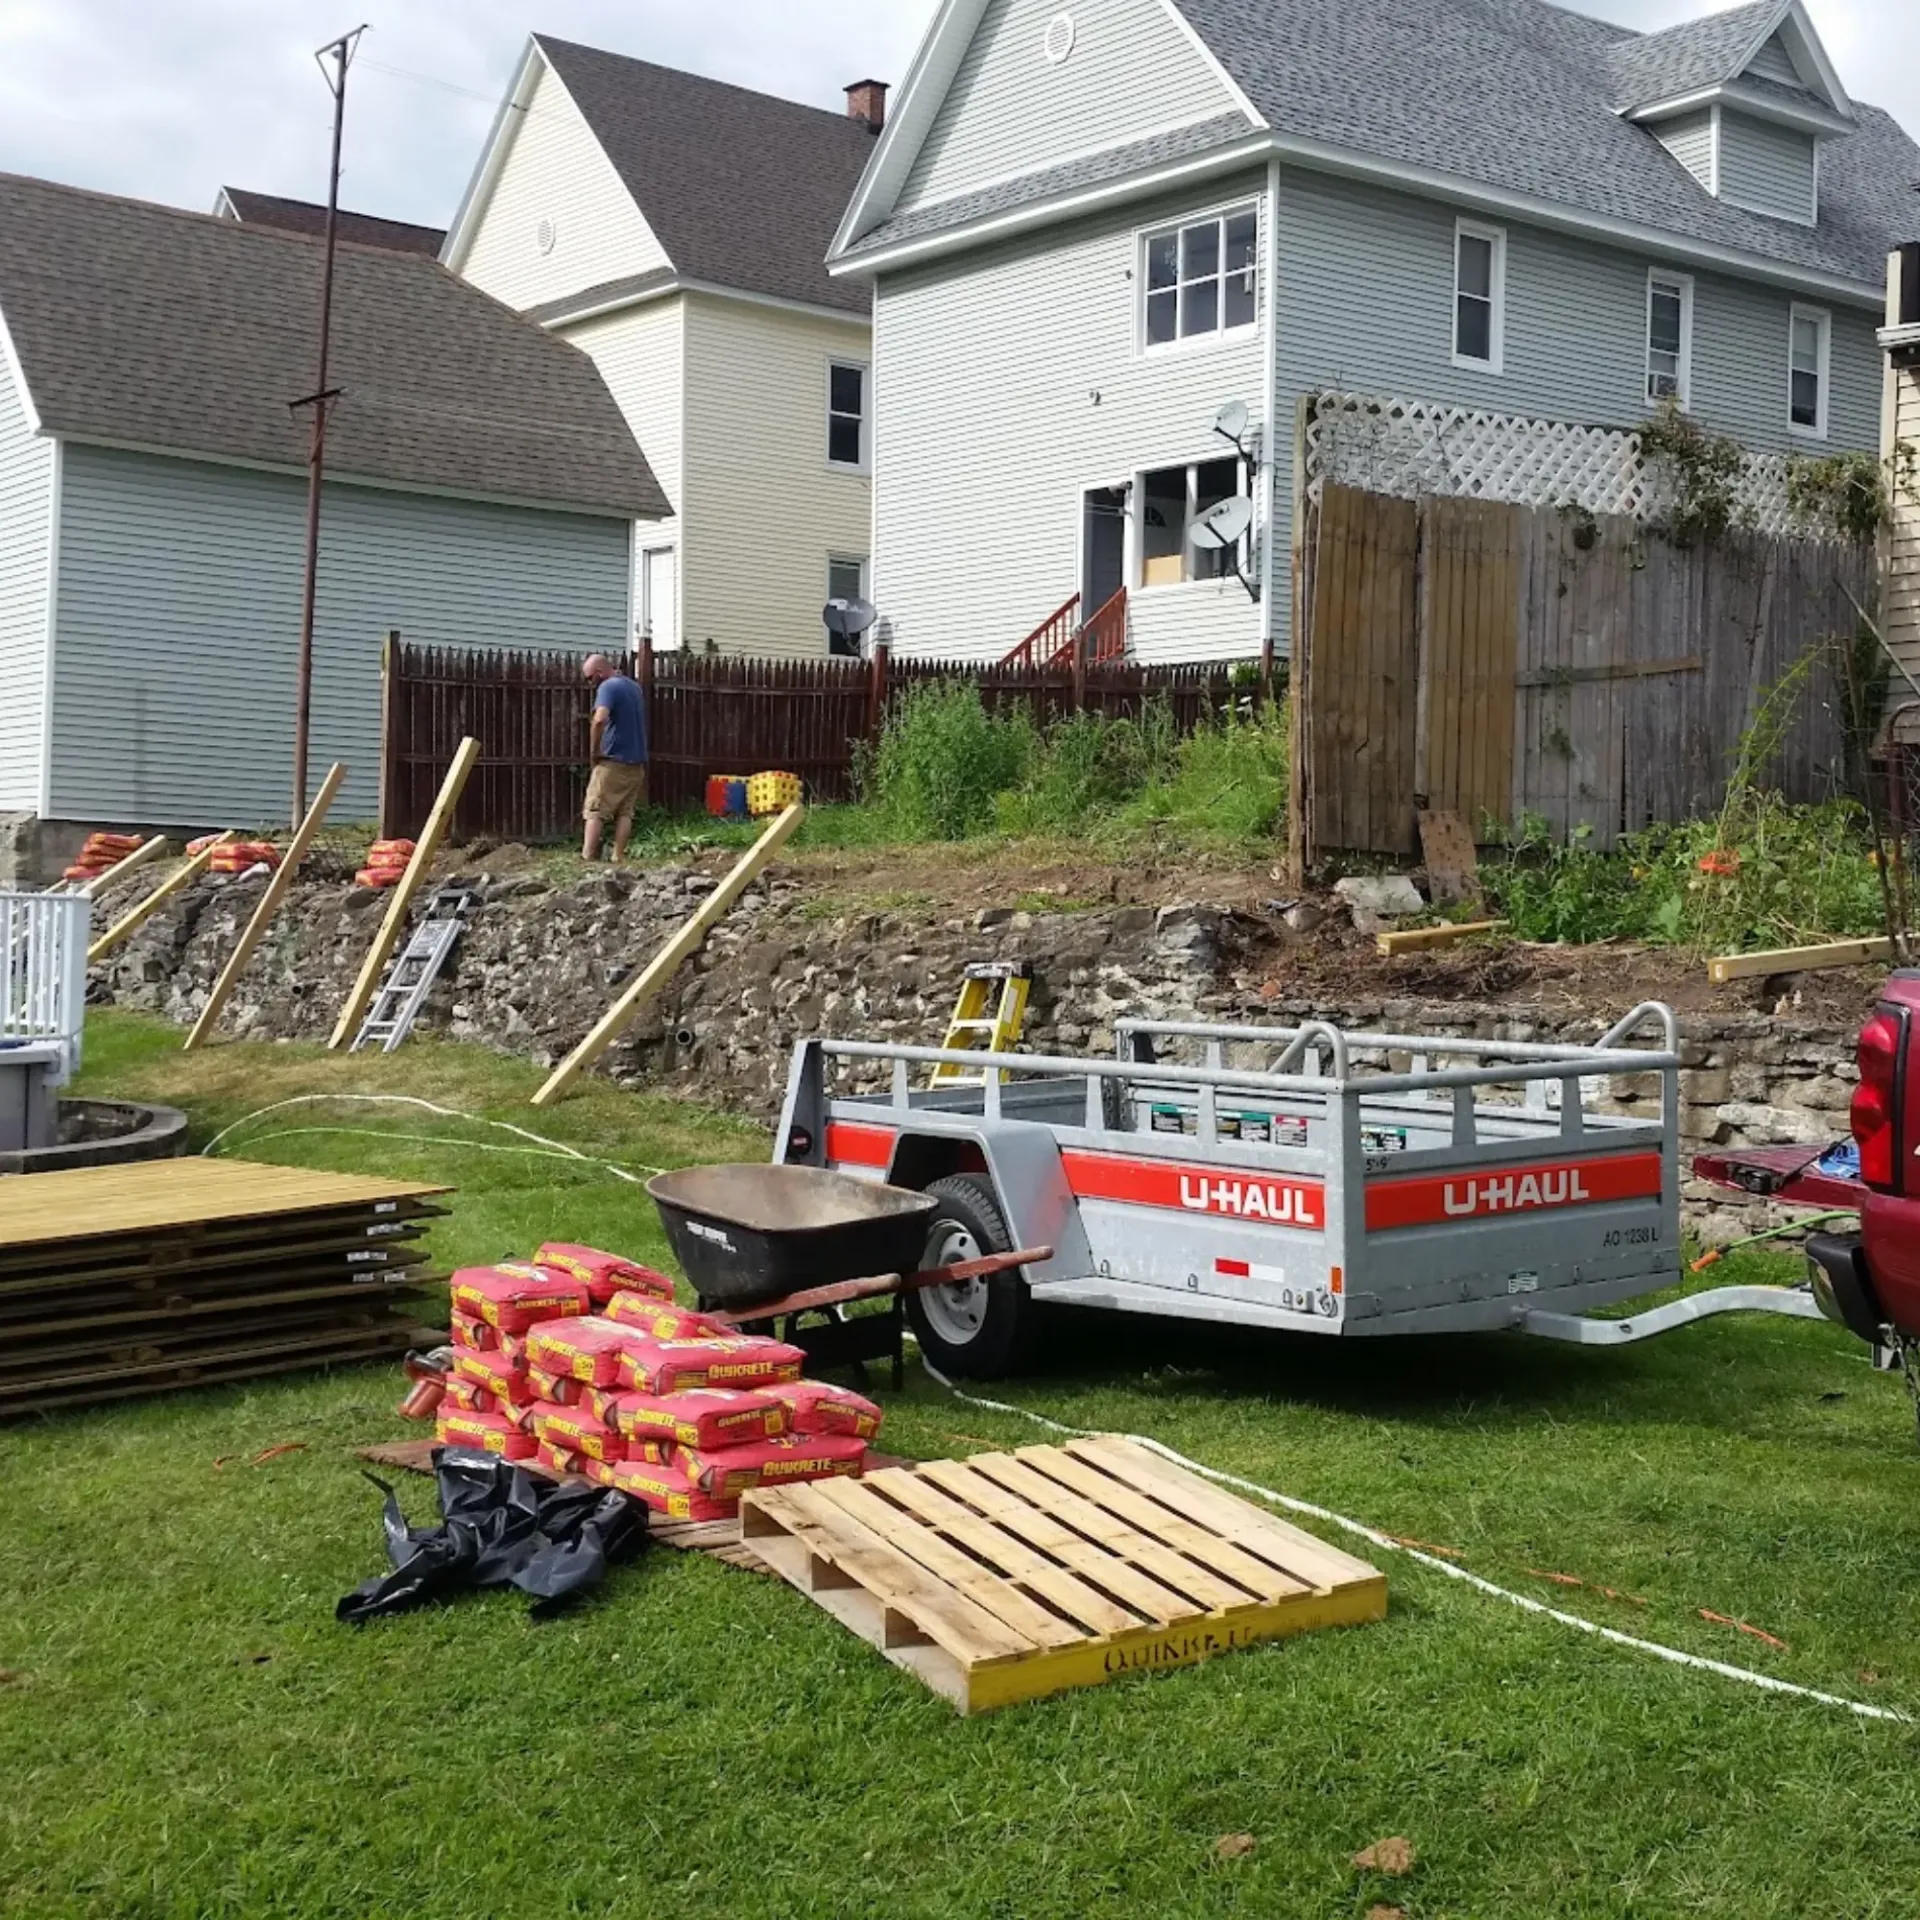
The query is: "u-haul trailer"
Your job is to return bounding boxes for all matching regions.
[774,1005,1824,1377]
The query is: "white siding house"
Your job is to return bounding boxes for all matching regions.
[831,0,1920,665]
[0,320,52,812]
[1883,245,1920,715]
[446,37,882,660]
[0,173,664,829]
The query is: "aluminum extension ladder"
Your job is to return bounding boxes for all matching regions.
[929,960,1031,1087]
[350,888,479,1054]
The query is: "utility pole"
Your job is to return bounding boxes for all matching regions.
[290,25,367,820]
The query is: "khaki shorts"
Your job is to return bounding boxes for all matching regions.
[585,760,648,826]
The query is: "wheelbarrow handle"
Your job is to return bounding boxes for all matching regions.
[704,1248,1053,1326]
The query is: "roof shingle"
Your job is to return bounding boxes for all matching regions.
[219,187,447,257]
[842,0,1920,294]
[1604,0,1782,111]
[0,172,669,519]
[535,35,877,317]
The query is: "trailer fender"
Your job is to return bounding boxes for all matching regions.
[862,1120,1092,1284]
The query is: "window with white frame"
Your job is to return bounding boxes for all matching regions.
[1452,219,1505,371]
[1788,304,1829,436]
[1646,270,1693,405]
[1142,205,1259,349]
[1137,457,1248,587]
[825,555,869,653]
[827,362,868,468]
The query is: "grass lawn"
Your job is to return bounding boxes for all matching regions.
[4,1014,1920,1918]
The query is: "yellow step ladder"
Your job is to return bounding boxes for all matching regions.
[931,961,1032,1086]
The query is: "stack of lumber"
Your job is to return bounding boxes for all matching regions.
[0,1159,449,1418]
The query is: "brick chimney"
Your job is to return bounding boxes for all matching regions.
[845,79,889,133]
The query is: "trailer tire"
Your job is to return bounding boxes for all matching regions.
[907,1174,1039,1380]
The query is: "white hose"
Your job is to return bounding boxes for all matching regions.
[201,1094,663,1184]
[923,1366,1910,1727]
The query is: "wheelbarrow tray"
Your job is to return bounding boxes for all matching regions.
[647,1164,938,1310]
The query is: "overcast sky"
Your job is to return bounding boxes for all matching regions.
[0,0,1913,232]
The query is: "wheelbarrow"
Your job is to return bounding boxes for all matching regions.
[646,1164,1048,1388]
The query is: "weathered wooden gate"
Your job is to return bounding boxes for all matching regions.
[1292,482,1873,864]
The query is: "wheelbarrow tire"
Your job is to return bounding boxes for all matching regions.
[906,1174,1039,1380]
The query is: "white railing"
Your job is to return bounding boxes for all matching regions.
[1,892,91,1084]
[1304,390,1807,539]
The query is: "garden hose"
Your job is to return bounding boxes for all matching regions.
[1689,1209,1858,1275]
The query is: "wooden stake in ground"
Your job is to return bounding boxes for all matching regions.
[328,737,480,1051]
[184,766,346,1050]
[532,804,804,1109]
[78,835,170,900]
[88,833,237,964]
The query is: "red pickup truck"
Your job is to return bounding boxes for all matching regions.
[1698,970,1920,1352]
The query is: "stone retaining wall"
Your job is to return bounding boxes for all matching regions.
[93,859,1862,1245]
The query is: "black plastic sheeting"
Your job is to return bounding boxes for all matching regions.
[338,1447,648,1624]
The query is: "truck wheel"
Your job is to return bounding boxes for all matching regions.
[906,1173,1039,1380]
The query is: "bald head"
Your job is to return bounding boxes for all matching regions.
[583,653,616,684]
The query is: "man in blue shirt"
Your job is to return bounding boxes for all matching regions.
[582,653,649,863]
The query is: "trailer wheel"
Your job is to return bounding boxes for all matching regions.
[907,1174,1038,1380]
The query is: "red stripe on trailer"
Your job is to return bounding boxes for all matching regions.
[1062,1150,1326,1230]
[826,1122,895,1170]
[1216,1258,1252,1279]
[1366,1152,1663,1231]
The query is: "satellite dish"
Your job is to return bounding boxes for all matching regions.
[822,596,879,639]
[1213,399,1250,444]
[1190,496,1254,550]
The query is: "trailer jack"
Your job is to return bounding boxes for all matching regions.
[1520,1285,1827,1346]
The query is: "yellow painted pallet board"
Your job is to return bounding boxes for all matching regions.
[741,1434,1387,1714]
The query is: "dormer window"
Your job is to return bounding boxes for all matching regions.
[1613,0,1852,226]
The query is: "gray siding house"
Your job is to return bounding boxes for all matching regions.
[0,172,666,828]
[828,0,1920,663]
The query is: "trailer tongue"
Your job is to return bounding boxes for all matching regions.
[774,1003,1823,1376]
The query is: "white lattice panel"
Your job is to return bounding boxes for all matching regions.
[1304,391,1807,539]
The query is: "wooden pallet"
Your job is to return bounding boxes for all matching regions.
[740,1435,1387,1714]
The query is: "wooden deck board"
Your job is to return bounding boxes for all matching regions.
[0,1158,449,1250]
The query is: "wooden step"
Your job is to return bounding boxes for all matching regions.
[741,1435,1386,1713]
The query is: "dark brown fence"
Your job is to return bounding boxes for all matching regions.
[378,635,1243,840]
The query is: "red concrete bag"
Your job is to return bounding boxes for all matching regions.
[450,1348,533,1407]
[606,1386,789,1450]
[527,1366,589,1407]
[449,1263,592,1336]
[449,1309,498,1353]
[436,1409,537,1460]
[616,1335,806,1397]
[535,1244,676,1308]
[607,1460,740,1522]
[534,1439,587,1479]
[676,1432,867,1498]
[603,1295,726,1342]
[443,1378,499,1416]
[529,1404,627,1465]
[525,1316,637,1388]
[764,1381,884,1442]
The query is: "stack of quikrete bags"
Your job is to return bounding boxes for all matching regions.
[437,1243,883,1522]
[63,831,145,882]
[355,839,416,891]
[205,838,283,876]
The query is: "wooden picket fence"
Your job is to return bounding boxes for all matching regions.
[1291,482,1876,863]
[377,635,1242,841]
